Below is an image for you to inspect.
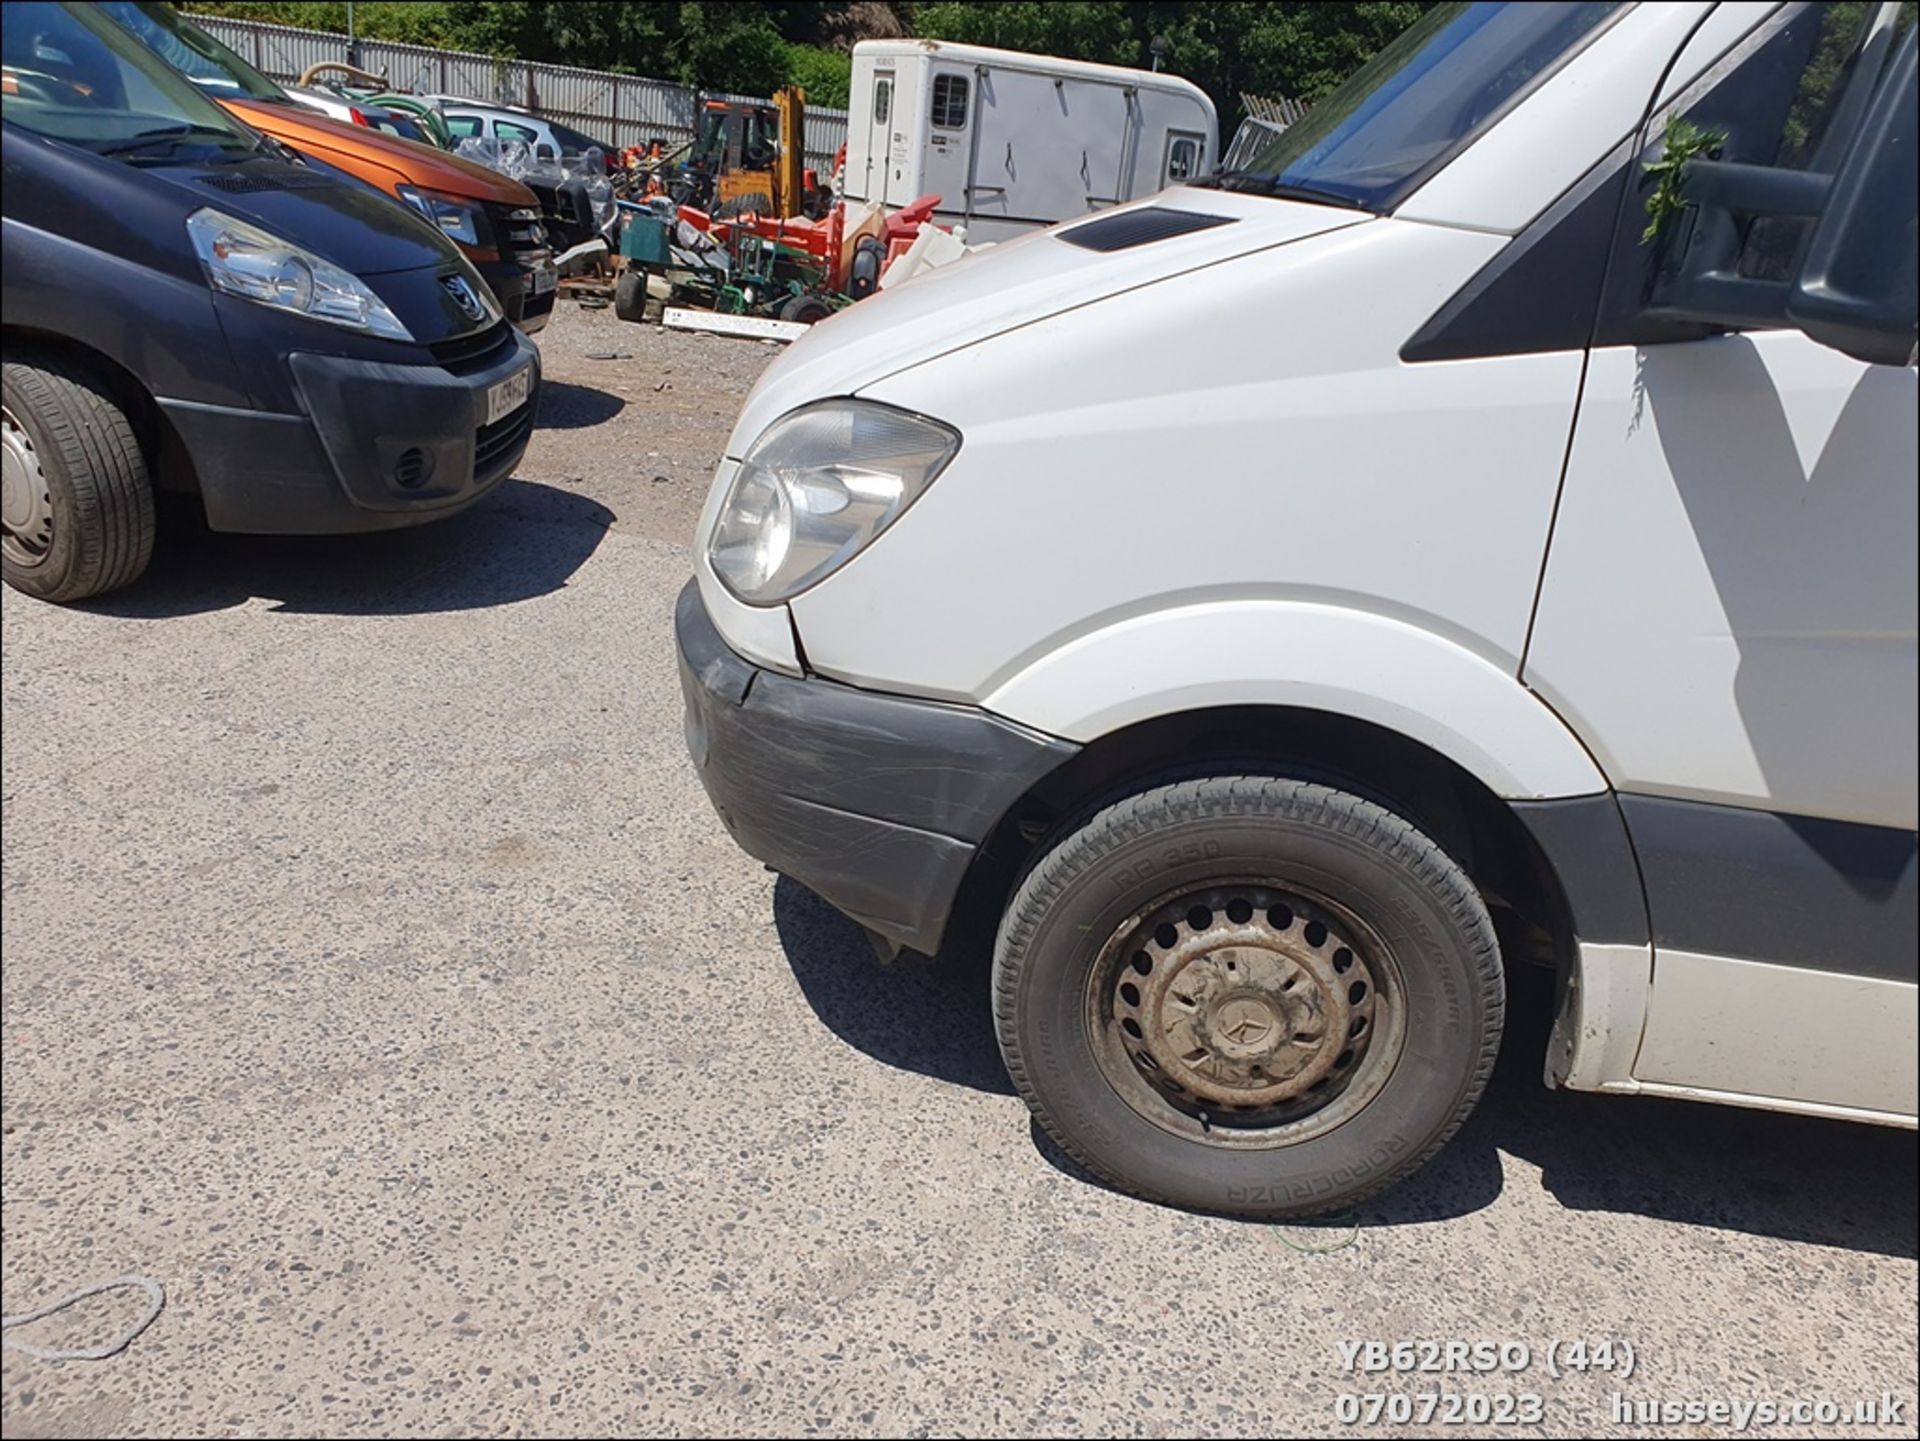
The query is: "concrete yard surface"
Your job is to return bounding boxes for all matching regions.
[2,306,1915,1439]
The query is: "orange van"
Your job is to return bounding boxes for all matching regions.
[100,2,556,334]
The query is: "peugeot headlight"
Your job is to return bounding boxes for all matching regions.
[709,401,961,605]
[186,209,411,341]
[395,184,484,247]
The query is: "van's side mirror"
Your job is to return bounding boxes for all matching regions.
[1647,27,1917,367]
[1786,30,1917,366]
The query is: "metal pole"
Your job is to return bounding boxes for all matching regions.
[346,2,358,70]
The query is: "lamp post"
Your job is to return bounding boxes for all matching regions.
[1150,34,1169,73]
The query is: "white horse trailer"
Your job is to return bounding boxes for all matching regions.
[844,40,1219,242]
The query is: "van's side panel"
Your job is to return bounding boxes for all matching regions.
[1637,954,1916,1119]
[1526,337,1918,831]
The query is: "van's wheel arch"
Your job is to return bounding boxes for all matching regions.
[2,354,156,603]
[992,774,1504,1218]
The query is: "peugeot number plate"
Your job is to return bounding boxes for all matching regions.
[484,365,532,426]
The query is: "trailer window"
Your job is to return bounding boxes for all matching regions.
[931,73,969,129]
[1165,134,1203,182]
[874,75,891,125]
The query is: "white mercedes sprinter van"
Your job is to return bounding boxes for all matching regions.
[679,1,1919,1218]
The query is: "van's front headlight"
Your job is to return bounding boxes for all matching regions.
[394,185,484,247]
[186,209,412,341]
[708,401,960,605]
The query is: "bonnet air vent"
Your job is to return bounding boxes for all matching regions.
[1056,206,1237,252]
[196,171,334,193]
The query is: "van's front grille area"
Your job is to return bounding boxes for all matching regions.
[431,321,515,375]
[474,401,535,480]
[487,203,552,267]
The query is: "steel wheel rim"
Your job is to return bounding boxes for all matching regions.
[1,405,53,568]
[1086,878,1407,1149]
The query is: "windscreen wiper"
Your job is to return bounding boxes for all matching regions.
[94,123,243,157]
[1203,170,1369,210]
[1260,183,1369,210]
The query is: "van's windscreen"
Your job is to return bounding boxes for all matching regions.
[95,2,285,103]
[2,0,255,156]
[1208,1,1624,212]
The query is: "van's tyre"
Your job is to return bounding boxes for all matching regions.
[614,268,649,322]
[992,775,1503,1219]
[2,357,155,603]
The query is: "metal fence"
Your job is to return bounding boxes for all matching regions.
[184,13,850,170]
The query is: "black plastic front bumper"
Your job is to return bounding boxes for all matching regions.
[159,323,540,534]
[477,255,555,336]
[676,580,1078,955]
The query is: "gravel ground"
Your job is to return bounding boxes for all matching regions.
[1,302,1915,1439]
[520,301,780,546]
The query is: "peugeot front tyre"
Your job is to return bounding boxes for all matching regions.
[2,357,155,603]
[993,775,1504,1219]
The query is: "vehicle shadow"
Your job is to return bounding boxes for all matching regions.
[773,878,1918,1257]
[775,876,1015,1097]
[537,379,627,430]
[82,479,614,619]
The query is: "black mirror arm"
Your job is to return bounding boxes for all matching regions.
[1681,160,1830,217]
[1644,160,1833,331]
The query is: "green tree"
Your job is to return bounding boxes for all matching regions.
[668,1,790,94]
[906,1,1430,122]
[910,1,1135,63]
[782,41,853,108]
[184,1,1437,119]
[190,0,814,94]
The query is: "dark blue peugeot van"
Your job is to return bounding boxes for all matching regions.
[2,1,540,602]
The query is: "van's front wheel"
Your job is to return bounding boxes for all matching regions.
[2,357,154,603]
[992,775,1504,1218]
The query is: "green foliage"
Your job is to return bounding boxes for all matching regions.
[911,1,1134,63]
[782,42,852,109]
[1778,2,1870,166]
[185,2,1440,119]
[668,3,789,94]
[1641,113,1726,245]
[905,2,1428,123]
[190,1,850,97]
